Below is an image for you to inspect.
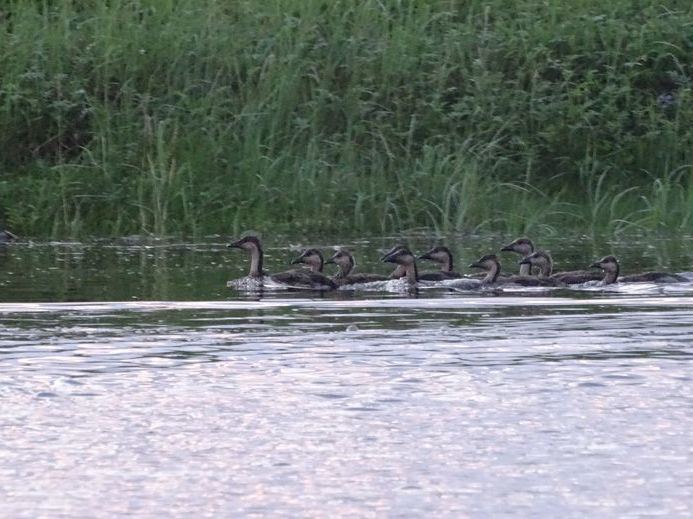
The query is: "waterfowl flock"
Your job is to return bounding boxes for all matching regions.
[227,234,689,291]
[1,229,687,291]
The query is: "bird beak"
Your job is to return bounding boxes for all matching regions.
[227,239,242,249]
[418,252,432,261]
[500,244,514,252]
[325,257,336,265]
[519,258,530,266]
[589,261,601,269]
[468,261,481,269]
[290,256,302,265]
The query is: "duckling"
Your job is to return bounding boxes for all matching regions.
[469,254,563,287]
[227,235,336,290]
[384,244,458,282]
[326,248,389,286]
[520,250,602,284]
[589,255,688,285]
[417,246,463,280]
[381,246,419,286]
[467,254,502,284]
[500,237,535,276]
[290,248,326,273]
[0,230,17,244]
[383,245,408,279]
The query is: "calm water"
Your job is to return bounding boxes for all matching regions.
[1,234,693,518]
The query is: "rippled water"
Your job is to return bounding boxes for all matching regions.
[1,235,692,517]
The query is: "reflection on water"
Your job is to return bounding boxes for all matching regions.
[1,237,692,517]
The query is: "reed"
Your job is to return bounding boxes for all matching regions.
[0,0,691,237]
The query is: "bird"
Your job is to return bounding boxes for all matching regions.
[382,244,408,279]
[417,246,463,280]
[381,246,420,286]
[520,250,602,284]
[227,235,336,290]
[500,237,535,276]
[469,253,563,287]
[290,248,328,273]
[589,255,688,285]
[325,248,389,286]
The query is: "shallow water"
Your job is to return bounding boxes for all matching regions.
[1,235,693,517]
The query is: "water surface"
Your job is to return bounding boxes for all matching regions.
[1,235,692,517]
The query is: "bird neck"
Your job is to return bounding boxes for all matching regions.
[404,262,418,284]
[484,261,501,284]
[442,253,453,273]
[389,264,406,279]
[602,264,619,284]
[334,258,354,278]
[248,246,264,277]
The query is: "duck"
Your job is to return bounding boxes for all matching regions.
[381,246,420,286]
[500,237,535,276]
[589,255,688,285]
[467,254,503,284]
[383,244,459,282]
[0,230,17,244]
[520,250,602,284]
[417,246,463,280]
[227,235,336,290]
[469,254,564,287]
[382,245,408,279]
[325,248,389,286]
[384,244,446,280]
[290,248,327,273]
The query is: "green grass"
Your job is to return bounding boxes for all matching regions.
[1,0,692,238]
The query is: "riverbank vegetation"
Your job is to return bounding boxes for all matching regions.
[1,0,692,238]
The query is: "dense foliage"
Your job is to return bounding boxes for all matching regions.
[1,0,692,237]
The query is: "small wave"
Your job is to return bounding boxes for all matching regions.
[439,278,484,291]
[226,276,292,291]
[337,278,414,293]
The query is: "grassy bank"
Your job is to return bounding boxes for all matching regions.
[1,0,692,238]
